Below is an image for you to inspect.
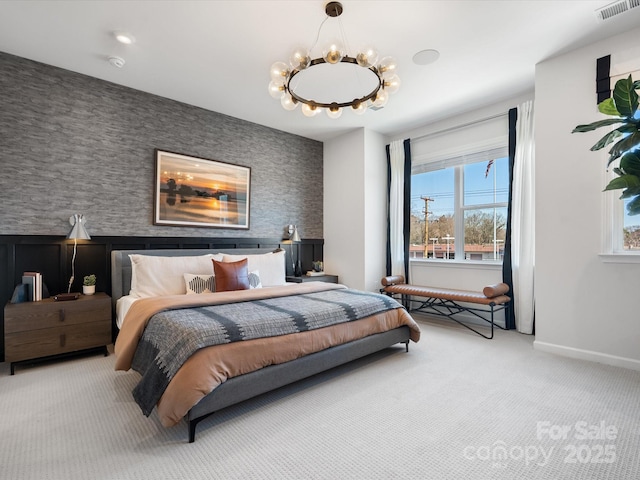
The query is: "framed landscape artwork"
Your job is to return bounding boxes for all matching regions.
[154,150,250,229]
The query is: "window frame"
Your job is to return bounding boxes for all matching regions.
[600,164,640,263]
[411,148,509,264]
[598,70,640,262]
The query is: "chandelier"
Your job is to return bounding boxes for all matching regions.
[268,1,400,118]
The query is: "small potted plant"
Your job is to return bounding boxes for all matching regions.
[83,274,96,295]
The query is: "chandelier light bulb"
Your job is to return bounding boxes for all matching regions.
[323,41,344,64]
[302,104,320,117]
[356,46,378,68]
[281,94,298,110]
[268,81,285,99]
[372,89,389,108]
[326,105,343,119]
[352,101,368,115]
[270,62,290,84]
[384,74,401,94]
[289,47,311,71]
[378,56,398,79]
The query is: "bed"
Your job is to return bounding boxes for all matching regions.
[111,248,421,442]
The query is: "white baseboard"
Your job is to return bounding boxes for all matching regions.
[534,340,640,371]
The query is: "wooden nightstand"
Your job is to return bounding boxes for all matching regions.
[4,292,111,374]
[286,275,339,284]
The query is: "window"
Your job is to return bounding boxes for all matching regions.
[621,110,640,252]
[410,150,509,262]
[605,109,640,257]
[623,198,640,251]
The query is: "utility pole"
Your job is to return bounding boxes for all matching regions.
[421,196,434,258]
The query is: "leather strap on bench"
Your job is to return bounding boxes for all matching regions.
[381,277,510,305]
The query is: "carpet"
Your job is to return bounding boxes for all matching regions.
[1,315,639,479]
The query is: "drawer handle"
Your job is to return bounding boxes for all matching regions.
[60,333,66,347]
[59,309,65,322]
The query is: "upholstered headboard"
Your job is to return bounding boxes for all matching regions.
[110,248,276,308]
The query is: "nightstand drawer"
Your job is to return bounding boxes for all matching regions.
[4,293,111,333]
[5,321,112,362]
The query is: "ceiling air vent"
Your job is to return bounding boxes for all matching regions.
[595,0,640,21]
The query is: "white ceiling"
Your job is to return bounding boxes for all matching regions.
[1,1,639,142]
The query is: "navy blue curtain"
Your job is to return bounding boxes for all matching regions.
[501,108,517,330]
[385,139,412,279]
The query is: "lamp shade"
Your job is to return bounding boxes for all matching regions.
[67,214,90,240]
[290,226,301,242]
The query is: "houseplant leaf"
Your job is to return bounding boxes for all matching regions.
[604,174,640,191]
[620,151,640,177]
[619,184,640,199]
[572,118,624,133]
[627,195,640,215]
[612,75,638,117]
[598,98,620,116]
[590,129,622,151]
[607,132,640,167]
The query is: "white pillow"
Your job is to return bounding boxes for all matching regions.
[184,270,262,294]
[129,254,223,297]
[222,250,286,287]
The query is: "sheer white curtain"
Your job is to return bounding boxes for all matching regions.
[389,140,406,279]
[512,101,535,334]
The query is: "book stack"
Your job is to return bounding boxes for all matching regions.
[22,271,43,301]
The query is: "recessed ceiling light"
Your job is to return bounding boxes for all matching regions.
[413,49,440,66]
[114,31,135,45]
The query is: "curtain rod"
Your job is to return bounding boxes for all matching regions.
[411,112,507,143]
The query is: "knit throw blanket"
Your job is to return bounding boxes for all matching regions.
[131,288,403,415]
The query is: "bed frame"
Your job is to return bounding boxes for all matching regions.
[111,248,411,442]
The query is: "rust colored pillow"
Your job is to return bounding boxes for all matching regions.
[212,258,250,292]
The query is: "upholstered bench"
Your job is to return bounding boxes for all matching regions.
[381,275,510,339]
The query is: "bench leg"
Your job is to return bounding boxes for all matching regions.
[403,296,508,340]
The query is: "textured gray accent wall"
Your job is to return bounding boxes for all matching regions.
[0,52,323,238]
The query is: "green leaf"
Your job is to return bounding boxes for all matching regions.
[627,195,640,216]
[620,184,640,199]
[611,132,640,155]
[617,123,640,133]
[620,151,640,176]
[604,174,640,191]
[613,75,639,118]
[598,98,620,116]
[590,129,622,151]
[607,147,625,167]
[572,118,624,133]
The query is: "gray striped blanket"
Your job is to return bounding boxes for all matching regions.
[131,288,402,415]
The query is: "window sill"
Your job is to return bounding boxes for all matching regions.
[599,253,640,264]
[410,259,502,270]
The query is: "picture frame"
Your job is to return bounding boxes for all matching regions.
[154,150,250,229]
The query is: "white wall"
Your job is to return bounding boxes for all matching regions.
[323,128,388,291]
[362,130,389,293]
[534,27,640,369]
